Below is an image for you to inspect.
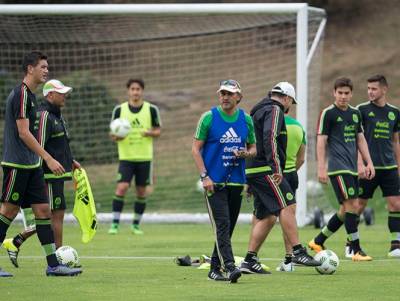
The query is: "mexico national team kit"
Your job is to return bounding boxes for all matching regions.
[317,104,363,202]
[356,101,400,198]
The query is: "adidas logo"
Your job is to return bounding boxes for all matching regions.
[368,111,375,117]
[337,117,343,122]
[220,127,242,143]
[131,118,142,128]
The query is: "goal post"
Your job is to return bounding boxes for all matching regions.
[0,3,326,226]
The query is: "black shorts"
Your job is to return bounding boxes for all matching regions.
[359,169,400,199]
[117,160,152,186]
[46,180,66,210]
[248,175,296,219]
[1,167,47,208]
[329,174,359,204]
[284,171,299,192]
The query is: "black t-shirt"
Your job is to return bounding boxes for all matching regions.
[317,104,363,175]
[111,102,161,127]
[357,101,400,169]
[1,83,40,168]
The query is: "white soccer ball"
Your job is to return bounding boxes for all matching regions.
[56,246,80,268]
[307,180,324,197]
[110,118,132,138]
[196,179,204,192]
[314,250,339,275]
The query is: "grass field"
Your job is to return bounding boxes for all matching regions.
[1,217,399,301]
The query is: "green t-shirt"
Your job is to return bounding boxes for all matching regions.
[194,106,256,144]
[284,115,306,172]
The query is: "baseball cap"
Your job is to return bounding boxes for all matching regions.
[270,82,297,103]
[217,79,242,94]
[43,79,72,97]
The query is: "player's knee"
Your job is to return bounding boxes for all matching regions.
[387,196,400,211]
[31,204,51,219]
[116,183,129,196]
[0,203,19,220]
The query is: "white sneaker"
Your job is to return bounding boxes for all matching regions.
[345,245,354,259]
[388,248,400,258]
[276,261,294,272]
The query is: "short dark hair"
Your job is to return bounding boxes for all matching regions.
[126,78,145,89]
[334,77,353,91]
[367,74,388,87]
[22,51,47,74]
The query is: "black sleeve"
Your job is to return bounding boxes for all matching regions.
[111,105,121,121]
[11,86,31,120]
[150,105,162,127]
[262,105,284,174]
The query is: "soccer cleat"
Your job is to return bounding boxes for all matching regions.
[388,248,400,258]
[208,269,228,281]
[276,261,295,272]
[226,265,242,283]
[240,260,271,274]
[0,267,13,277]
[131,224,144,235]
[3,238,19,268]
[292,247,322,266]
[352,250,372,261]
[108,223,119,235]
[308,239,325,253]
[345,243,354,259]
[46,264,82,276]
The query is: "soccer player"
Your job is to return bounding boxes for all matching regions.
[241,82,320,275]
[309,77,375,261]
[355,75,400,258]
[3,79,81,267]
[276,112,306,272]
[0,51,81,277]
[108,79,161,235]
[192,79,256,282]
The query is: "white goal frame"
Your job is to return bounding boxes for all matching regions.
[0,3,326,227]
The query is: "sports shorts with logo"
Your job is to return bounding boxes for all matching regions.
[329,174,359,203]
[283,171,299,192]
[248,175,296,219]
[46,180,66,210]
[117,160,152,186]
[1,167,47,208]
[359,169,400,199]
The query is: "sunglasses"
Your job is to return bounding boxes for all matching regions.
[220,79,241,90]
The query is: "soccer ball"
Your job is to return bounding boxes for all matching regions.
[307,180,324,197]
[314,250,339,275]
[56,246,80,268]
[110,118,132,138]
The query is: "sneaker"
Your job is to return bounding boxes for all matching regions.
[208,269,228,281]
[131,224,144,235]
[292,247,322,266]
[308,239,325,253]
[199,254,211,264]
[352,250,373,261]
[108,223,119,235]
[3,238,19,268]
[226,265,242,283]
[388,248,400,258]
[46,264,82,276]
[345,243,354,259]
[276,261,295,272]
[0,267,13,277]
[240,260,271,274]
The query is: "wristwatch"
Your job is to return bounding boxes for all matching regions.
[200,172,208,181]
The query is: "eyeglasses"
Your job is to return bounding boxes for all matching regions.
[220,79,241,90]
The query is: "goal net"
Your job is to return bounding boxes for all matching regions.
[0,4,326,225]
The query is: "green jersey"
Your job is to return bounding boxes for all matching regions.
[194,106,256,144]
[284,115,306,173]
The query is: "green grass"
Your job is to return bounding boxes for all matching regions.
[1,217,399,301]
